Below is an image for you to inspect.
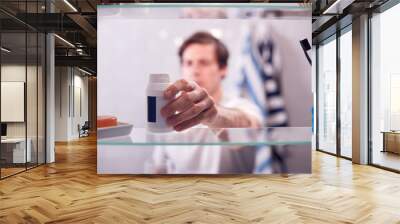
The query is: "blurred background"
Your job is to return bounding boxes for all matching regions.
[97,5,312,174]
[98,6,312,129]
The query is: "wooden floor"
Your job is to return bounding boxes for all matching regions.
[372,151,400,171]
[1,167,26,178]
[1,135,400,223]
[1,163,45,178]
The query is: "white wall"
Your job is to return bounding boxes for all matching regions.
[72,74,89,138]
[55,67,89,141]
[1,66,26,130]
[55,67,69,141]
[1,65,41,138]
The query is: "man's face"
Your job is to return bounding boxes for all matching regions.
[181,43,226,95]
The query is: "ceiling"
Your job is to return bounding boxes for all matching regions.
[2,0,393,73]
[312,0,390,44]
[0,0,99,73]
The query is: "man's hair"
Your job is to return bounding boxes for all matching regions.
[178,31,229,69]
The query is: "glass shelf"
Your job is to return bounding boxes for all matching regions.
[97,127,311,147]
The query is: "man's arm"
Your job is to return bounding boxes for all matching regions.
[161,79,261,131]
[204,106,261,129]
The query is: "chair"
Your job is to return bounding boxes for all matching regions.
[78,121,90,138]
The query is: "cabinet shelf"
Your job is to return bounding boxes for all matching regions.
[97,127,311,147]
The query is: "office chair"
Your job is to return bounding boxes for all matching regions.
[79,121,90,138]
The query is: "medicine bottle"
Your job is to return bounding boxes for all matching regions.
[146,74,172,132]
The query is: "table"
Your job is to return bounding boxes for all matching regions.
[1,138,32,164]
[382,131,400,154]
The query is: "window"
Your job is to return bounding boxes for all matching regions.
[317,36,337,154]
[370,2,400,171]
[0,1,47,179]
[339,28,352,158]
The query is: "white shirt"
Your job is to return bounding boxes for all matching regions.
[148,93,263,174]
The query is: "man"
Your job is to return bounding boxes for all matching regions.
[149,31,263,174]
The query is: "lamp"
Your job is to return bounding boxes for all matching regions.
[1,47,11,53]
[54,34,75,48]
[63,0,78,12]
[300,38,312,65]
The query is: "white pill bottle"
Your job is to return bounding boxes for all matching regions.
[146,74,172,133]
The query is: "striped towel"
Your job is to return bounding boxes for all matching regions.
[240,27,289,173]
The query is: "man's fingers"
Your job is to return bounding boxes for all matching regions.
[160,78,217,131]
[163,79,195,99]
[166,97,214,127]
[174,114,203,132]
[161,92,194,118]
[161,86,208,118]
[187,87,208,103]
[174,105,217,131]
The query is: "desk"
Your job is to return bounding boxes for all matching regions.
[1,138,31,163]
[382,131,400,154]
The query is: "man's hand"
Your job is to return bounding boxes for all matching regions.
[161,79,218,131]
